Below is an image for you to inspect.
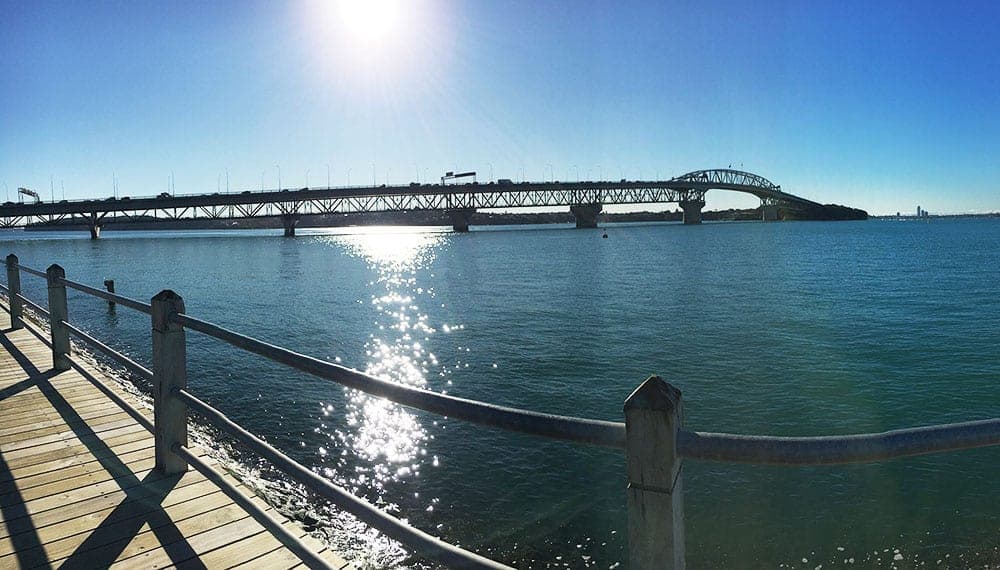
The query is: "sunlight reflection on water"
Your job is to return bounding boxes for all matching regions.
[323,229,444,500]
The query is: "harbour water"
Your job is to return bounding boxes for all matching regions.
[3,218,1000,569]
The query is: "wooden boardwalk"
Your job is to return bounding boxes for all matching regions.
[0,307,354,569]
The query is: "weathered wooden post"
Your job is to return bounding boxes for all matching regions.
[5,254,23,330]
[624,375,685,570]
[46,264,71,371]
[152,290,188,474]
[104,279,116,309]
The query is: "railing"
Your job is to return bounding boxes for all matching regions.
[4,252,1000,569]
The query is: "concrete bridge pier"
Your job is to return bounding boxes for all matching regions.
[679,200,704,225]
[449,208,476,232]
[570,203,603,228]
[87,213,104,240]
[761,204,780,221]
[281,214,300,237]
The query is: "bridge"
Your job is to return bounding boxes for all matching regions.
[0,169,822,238]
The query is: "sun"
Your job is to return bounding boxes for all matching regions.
[301,0,450,92]
[335,0,405,43]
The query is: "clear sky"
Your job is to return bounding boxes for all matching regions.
[2,0,999,215]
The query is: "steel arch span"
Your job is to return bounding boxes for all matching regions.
[669,169,820,207]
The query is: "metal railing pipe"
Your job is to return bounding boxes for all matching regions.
[57,276,152,314]
[16,312,53,348]
[16,263,47,279]
[62,320,154,382]
[175,388,513,570]
[15,293,50,319]
[678,418,1000,465]
[66,353,155,434]
[172,312,626,449]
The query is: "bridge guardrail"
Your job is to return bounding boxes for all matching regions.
[5,252,1000,569]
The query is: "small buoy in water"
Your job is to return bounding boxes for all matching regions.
[602,231,608,239]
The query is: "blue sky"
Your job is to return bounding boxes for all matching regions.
[2,0,999,214]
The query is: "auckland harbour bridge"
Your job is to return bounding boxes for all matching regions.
[0,169,822,238]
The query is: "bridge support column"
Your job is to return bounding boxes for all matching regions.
[680,200,704,225]
[449,208,476,233]
[761,204,780,222]
[87,213,103,239]
[281,214,300,237]
[570,203,603,228]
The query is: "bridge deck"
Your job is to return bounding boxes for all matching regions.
[0,305,353,569]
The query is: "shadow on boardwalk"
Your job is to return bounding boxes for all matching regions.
[0,331,201,569]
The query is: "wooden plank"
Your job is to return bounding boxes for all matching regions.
[0,385,110,415]
[0,475,218,542]
[0,408,136,444]
[0,445,154,495]
[0,437,154,486]
[0,376,110,398]
[1,422,150,465]
[101,511,264,569]
[0,453,153,505]
[6,459,188,521]
[6,490,240,566]
[0,374,89,389]
[1,414,136,451]
[0,390,118,423]
[0,401,126,436]
[239,544,316,570]
[197,531,288,569]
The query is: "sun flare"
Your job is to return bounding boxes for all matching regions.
[335,0,405,43]
[302,0,450,93]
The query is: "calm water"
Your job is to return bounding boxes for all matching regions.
[3,218,1000,569]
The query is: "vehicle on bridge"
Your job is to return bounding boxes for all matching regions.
[17,187,40,204]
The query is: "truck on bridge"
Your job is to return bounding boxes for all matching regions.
[17,187,40,204]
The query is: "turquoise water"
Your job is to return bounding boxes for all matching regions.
[3,218,1000,568]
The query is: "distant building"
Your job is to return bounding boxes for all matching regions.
[917,206,922,217]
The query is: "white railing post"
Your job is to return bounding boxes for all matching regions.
[5,254,23,330]
[45,264,71,371]
[624,375,685,569]
[152,289,188,474]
